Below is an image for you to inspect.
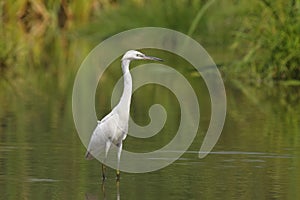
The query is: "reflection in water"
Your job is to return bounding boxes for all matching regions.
[0,42,299,199]
[85,181,120,200]
[116,181,120,200]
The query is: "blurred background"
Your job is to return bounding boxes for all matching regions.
[0,0,299,199]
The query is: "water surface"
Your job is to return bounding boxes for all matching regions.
[1,70,299,199]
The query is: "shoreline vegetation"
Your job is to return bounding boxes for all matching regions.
[0,0,299,88]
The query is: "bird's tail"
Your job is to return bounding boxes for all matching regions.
[85,151,94,160]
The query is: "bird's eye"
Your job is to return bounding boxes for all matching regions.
[136,54,142,57]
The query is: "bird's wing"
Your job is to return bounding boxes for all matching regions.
[85,113,119,159]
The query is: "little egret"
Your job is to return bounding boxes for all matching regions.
[85,50,163,180]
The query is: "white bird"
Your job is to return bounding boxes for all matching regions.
[85,50,163,180]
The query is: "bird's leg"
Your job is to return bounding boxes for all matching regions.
[102,140,112,181]
[101,177,106,199]
[116,169,120,181]
[102,164,106,181]
[116,142,122,181]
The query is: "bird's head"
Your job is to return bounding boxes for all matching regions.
[121,50,163,62]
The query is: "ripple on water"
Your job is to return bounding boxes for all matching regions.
[26,178,60,183]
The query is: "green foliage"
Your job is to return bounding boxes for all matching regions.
[1,0,299,85]
[232,0,300,82]
[77,0,206,41]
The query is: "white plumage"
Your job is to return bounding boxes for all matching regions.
[85,50,162,180]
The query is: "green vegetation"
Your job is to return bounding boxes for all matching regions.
[0,0,299,85]
[231,0,300,83]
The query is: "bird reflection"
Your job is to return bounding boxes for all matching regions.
[102,180,120,200]
[85,180,120,200]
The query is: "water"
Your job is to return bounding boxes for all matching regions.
[1,68,299,200]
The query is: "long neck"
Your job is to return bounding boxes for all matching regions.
[118,60,132,115]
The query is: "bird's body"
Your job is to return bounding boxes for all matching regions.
[85,50,162,180]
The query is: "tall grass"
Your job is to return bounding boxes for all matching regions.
[231,0,300,83]
[0,0,299,86]
[77,0,207,41]
[0,0,98,97]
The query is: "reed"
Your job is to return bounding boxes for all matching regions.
[231,0,300,83]
[1,0,299,88]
